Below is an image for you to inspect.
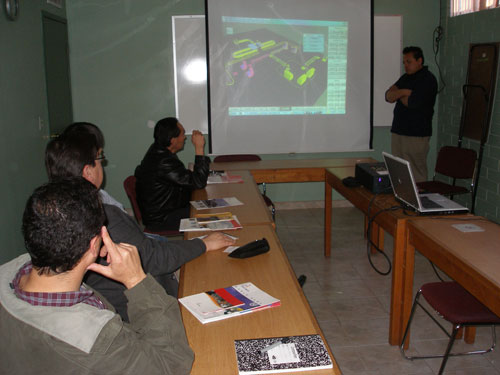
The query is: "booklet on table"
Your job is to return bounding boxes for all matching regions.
[190,197,243,210]
[179,282,280,324]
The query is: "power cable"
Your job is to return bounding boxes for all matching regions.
[365,194,401,276]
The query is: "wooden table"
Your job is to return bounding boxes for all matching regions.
[325,167,418,345]
[211,157,375,183]
[324,166,429,346]
[179,225,341,375]
[404,218,500,344]
[191,170,274,226]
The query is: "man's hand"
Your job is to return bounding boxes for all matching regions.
[202,232,236,252]
[87,227,146,289]
[191,130,205,155]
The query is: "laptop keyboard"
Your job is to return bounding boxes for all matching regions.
[420,196,443,209]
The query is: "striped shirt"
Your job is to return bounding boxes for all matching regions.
[11,261,107,310]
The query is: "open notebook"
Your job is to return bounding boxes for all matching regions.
[382,152,468,215]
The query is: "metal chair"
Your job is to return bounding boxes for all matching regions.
[213,154,276,221]
[123,175,181,237]
[401,281,500,374]
[417,146,477,211]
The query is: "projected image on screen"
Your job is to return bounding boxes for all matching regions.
[222,17,347,116]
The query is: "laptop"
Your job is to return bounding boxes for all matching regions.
[382,152,469,215]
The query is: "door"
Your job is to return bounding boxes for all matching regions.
[42,12,73,136]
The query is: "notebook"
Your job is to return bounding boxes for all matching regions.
[234,334,332,374]
[382,152,469,215]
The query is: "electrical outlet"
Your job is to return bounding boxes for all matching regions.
[38,117,44,131]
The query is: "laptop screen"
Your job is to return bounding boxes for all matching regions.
[382,152,421,210]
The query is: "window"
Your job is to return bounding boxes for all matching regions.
[451,0,499,16]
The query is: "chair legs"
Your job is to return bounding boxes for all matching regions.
[401,289,498,375]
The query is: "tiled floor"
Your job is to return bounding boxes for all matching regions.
[275,207,500,375]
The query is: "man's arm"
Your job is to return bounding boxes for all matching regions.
[385,84,412,105]
[86,227,194,374]
[405,73,438,110]
[157,129,210,189]
[158,153,211,190]
[105,205,234,276]
[191,130,205,156]
[104,205,204,275]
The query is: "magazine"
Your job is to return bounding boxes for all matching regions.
[207,171,244,184]
[179,282,280,324]
[194,212,235,223]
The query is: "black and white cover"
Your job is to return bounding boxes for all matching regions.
[234,334,333,374]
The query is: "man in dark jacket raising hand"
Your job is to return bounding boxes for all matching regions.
[135,117,211,231]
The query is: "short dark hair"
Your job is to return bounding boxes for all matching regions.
[154,117,180,149]
[45,131,99,180]
[403,46,424,64]
[63,122,105,149]
[22,177,105,275]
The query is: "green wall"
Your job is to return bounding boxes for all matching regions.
[0,1,67,264]
[66,0,440,206]
[437,4,500,221]
[0,0,447,264]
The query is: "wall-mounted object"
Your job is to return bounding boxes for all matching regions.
[4,0,19,21]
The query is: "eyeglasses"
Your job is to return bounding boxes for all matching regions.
[95,152,106,161]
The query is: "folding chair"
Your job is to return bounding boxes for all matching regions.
[401,281,500,374]
[417,146,477,211]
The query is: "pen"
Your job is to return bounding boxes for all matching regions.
[221,232,238,240]
[260,340,282,355]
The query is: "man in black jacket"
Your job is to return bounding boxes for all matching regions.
[45,123,234,321]
[135,117,211,231]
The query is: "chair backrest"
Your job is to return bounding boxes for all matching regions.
[435,146,477,179]
[213,154,261,162]
[123,176,142,223]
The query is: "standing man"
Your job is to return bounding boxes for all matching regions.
[135,117,210,231]
[385,46,438,182]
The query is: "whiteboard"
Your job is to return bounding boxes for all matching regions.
[173,15,402,134]
[173,16,208,134]
[373,15,402,127]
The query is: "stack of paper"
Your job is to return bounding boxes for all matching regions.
[179,282,280,324]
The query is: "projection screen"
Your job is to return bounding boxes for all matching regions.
[206,0,373,154]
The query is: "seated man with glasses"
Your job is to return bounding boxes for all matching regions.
[45,123,234,321]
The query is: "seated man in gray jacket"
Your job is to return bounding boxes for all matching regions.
[45,123,234,321]
[0,177,194,374]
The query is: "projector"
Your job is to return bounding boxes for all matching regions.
[354,162,392,194]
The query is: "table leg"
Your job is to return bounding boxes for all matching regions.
[324,181,332,257]
[464,327,476,344]
[399,226,416,349]
[389,222,411,346]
